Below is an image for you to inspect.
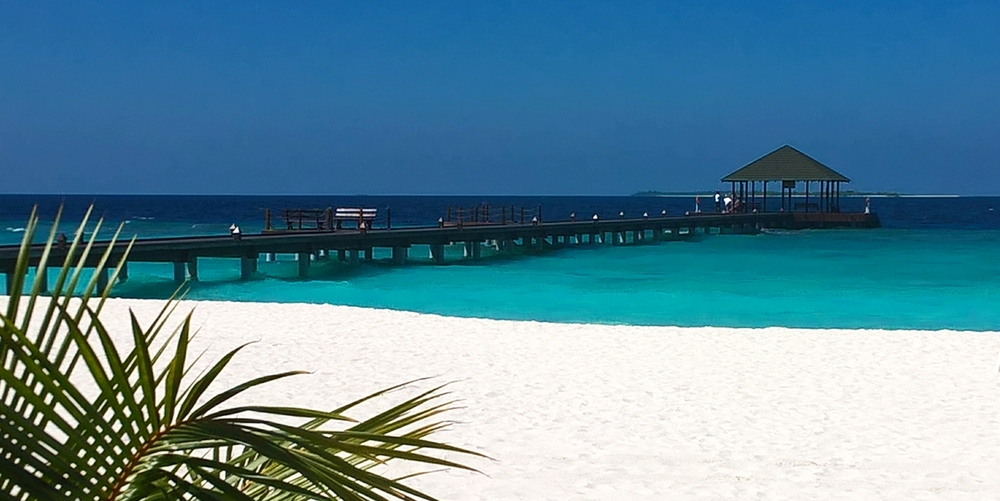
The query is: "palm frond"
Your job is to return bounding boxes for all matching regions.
[1,208,483,501]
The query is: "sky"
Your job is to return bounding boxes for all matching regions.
[2,1,999,195]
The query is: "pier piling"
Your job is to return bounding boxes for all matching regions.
[297,253,310,277]
[96,268,109,292]
[430,244,445,264]
[187,259,199,282]
[173,262,186,282]
[392,246,408,265]
[116,261,129,283]
[240,256,257,280]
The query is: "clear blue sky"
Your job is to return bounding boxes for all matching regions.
[2,1,998,195]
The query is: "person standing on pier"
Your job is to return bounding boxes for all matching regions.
[230,224,242,242]
[714,191,721,212]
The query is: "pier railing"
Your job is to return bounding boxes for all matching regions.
[264,207,394,232]
[444,204,541,227]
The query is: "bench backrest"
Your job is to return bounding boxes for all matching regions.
[334,208,377,220]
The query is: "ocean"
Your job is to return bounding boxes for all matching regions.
[2,194,999,331]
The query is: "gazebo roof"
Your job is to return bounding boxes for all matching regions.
[722,145,850,183]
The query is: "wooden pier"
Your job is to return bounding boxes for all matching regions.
[0,210,879,294]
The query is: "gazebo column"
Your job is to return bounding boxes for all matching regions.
[805,181,810,213]
[763,181,768,212]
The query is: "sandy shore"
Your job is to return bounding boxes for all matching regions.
[15,297,1000,500]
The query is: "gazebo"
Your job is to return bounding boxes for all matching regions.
[721,145,849,213]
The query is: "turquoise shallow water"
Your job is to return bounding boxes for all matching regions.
[3,195,999,331]
[95,229,999,331]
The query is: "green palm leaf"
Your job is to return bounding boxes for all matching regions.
[0,208,484,500]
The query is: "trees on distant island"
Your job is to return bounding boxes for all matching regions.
[632,190,902,197]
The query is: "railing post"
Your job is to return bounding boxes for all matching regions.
[447,205,452,222]
[264,209,271,231]
[501,205,507,225]
[386,207,391,229]
[538,205,542,222]
[520,207,525,224]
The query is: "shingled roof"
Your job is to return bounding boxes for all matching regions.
[722,145,850,183]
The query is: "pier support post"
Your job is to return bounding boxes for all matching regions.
[265,253,276,262]
[187,258,199,282]
[392,246,408,265]
[297,252,310,277]
[430,244,445,264]
[35,267,48,293]
[652,229,661,242]
[338,249,346,262]
[96,268,109,292]
[4,269,13,295]
[116,261,129,283]
[348,249,360,265]
[173,262,186,282]
[363,248,373,260]
[472,242,482,259]
[240,256,257,280]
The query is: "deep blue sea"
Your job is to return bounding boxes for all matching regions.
[2,194,999,331]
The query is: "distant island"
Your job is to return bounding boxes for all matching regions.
[632,190,907,197]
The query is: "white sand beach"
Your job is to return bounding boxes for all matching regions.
[24,298,1000,500]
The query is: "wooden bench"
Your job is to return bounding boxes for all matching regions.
[334,208,377,230]
[281,209,331,231]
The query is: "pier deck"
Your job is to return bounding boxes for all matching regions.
[0,211,879,293]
